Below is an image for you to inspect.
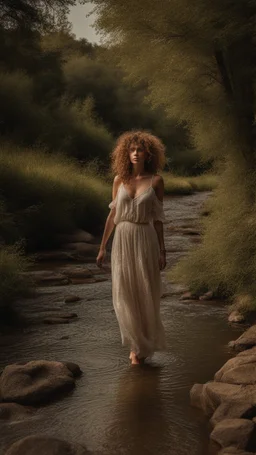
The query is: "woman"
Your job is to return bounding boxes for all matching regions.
[96,130,167,365]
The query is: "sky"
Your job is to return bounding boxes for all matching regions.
[68,3,101,43]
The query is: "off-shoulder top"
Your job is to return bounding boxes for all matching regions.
[108,175,167,225]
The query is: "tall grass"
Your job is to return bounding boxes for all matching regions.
[0,245,32,319]
[169,158,256,299]
[162,171,219,195]
[0,143,111,250]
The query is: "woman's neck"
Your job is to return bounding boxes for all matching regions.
[131,164,148,178]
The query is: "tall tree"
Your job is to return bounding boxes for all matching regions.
[87,0,256,299]
[0,0,77,31]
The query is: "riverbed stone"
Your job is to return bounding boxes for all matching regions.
[0,360,75,405]
[60,267,93,279]
[69,277,97,285]
[62,242,99,254]
[210,419,255,449]
[199,290,214,301]
[181,228,201,235]
[23,271,69,286]
[57,229,95,244]
[191,382,246,416]
[210,400,256,427]
[219,447,256,454]
[190,383,204,409]
[228,325,256,351]
[64,295,81,303]
[0,403,36,422]
[4,435,89,455]
[62,362,82,378]
[214,355,256,385]
[228,311,246,323]
[179,291,199,300]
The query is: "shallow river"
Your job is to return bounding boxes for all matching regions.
[0,191,244,455]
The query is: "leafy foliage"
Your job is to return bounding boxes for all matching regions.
[88,0,256,298]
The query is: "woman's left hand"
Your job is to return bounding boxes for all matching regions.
[159,252,166,270]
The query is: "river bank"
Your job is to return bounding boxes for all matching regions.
[190,320,256,455]
[0,191,244,455]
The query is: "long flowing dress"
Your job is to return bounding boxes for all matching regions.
[108,174,167,358]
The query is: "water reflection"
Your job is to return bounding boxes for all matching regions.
[0,192,244,455]
[103,364,168,455]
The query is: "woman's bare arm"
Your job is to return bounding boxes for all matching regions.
[153,175,166,270]
[96,176,122,267]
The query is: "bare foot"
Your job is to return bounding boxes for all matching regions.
[129,351,140,365]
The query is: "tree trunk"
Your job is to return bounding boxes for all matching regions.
[215,35,256,175]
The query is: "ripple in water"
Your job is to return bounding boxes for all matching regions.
[0,192,244,455]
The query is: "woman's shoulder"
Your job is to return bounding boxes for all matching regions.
[153,174,164,186]
[112,175,123,192]
[113,175,122,184]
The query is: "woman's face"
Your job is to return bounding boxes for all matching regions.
[129,142,148,165]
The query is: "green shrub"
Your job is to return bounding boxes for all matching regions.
[0,143,112,250]
[0,245,32,312]
[169,159,256,298]
[162,171,218,195]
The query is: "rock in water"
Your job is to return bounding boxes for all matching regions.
[229,325,256,350]
[4,435,89,455]
[64,295,81,303]
[210,400,256,427]
[214,354,256,385]
[0,360,76,405]
[228,311,245,324]
[62,362,82,378]
[210,418,255,449]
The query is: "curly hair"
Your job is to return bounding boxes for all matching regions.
[110,130,166,183]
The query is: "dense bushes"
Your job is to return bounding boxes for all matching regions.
[169,159,256,299]
[163,171,218,195]
[0,143,111,250]
[0,245,32,318]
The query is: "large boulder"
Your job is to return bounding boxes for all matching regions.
[237,347,256,358]
[0,361,76,405]
[214,355,256,385]
[190,381,245,416]
[210,419,255,449]
[190,383,204,409]
[229,326,256,351]
[210,400,256,427]
[4,435,89,455]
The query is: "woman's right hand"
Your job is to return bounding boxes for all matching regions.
[96,248,106,268]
